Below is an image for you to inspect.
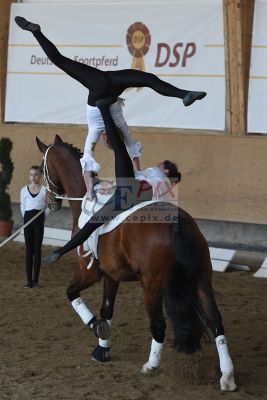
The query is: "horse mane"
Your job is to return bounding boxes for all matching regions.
[54,139,98,178]
[56,141,83,160]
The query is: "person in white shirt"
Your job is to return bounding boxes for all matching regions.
[44,98,181,264]
[20,166,49,288]
[135,161,179,201]
[15,16,205,200]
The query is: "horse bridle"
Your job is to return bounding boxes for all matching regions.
[42,145,65,211]
[42,145,83,210]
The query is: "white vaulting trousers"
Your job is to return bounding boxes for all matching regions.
[80,99,143,173]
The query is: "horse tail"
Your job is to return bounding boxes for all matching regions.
[164,216,209,354]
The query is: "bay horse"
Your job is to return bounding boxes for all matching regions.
[37,134,236,391]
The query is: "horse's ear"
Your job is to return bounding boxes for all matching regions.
[36,136,48,154]
[54,134,63,145]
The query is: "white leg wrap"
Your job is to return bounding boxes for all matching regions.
[71,297,94,325]
[99,320,112,348]
[215,335,234,374]
[148,338,163,368]
[141,338,163,373]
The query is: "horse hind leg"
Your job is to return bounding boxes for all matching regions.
[91,276,119,363]
[197,284,237,391]
[141,289,166,374]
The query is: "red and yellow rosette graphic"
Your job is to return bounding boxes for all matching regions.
[126,22,151,72]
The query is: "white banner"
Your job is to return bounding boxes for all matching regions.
[5,1,225,130]
[248,0,267,134]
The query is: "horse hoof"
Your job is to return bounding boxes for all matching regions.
[220,372,237,392]
[140,361,158,375]
[91,345,110,363]
[89,318,111,340]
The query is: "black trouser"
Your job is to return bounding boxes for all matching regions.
[57,104,153,257]
[33,31,189,106]
[24,210,45,283]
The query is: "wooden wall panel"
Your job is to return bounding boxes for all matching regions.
[1,124,267,225]
[223,0,255,135]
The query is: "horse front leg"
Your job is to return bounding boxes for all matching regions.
[66,261,110,340]
[141,289,166,374]
[91,276,119,363]
[197,284,237,392]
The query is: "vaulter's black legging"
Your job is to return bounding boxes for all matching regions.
[32,30,189,106]
[24,210,45,282]
[55,104,153,258]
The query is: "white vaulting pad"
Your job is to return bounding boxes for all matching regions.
[79,197,168,259]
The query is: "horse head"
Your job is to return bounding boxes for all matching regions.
[36,135,65,212]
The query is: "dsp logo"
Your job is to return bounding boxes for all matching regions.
[126,22,196,69]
